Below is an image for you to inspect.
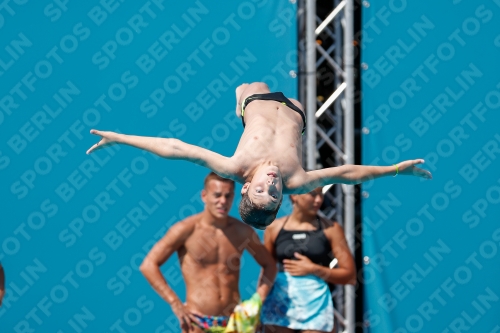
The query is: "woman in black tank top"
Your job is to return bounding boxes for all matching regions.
[260,187,356,333]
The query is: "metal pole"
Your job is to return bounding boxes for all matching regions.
[343,0,355,332]
[334,0,345,327]
[334,0,344,228]
[306,0,316,171]
[298,0,308,165]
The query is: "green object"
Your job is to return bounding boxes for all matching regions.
[195,325,227,333]
[225,293,262,333]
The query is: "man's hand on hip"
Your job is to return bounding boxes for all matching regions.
[171,301,201,332]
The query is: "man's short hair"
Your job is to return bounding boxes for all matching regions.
[239,192,282,229]
[204,172,234,189]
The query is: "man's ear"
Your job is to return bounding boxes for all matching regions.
[201,189,207,203]
[241,182,250,195]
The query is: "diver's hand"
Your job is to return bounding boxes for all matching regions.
[396,159,432,179]
[86,130,119,154]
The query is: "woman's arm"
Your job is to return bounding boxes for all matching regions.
[282,222,356,285]
[312,223,356,285]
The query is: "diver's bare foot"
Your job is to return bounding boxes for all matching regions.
[235,83,249,117]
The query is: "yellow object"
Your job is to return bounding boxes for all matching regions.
[225,293,262,333]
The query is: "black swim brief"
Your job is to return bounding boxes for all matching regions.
[240,92,306,134]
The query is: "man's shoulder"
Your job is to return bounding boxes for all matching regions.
[168,214,202,238]
[228,216,252,232]
[225,216,259,240]
[177,214,201,226]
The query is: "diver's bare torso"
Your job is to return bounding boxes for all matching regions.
[230,83,307,193]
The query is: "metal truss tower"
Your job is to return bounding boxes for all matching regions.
[298,0,355,332]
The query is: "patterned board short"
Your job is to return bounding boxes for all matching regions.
[192,313,229,333]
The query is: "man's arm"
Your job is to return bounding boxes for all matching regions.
[86,130,237,179]
[298,159,432,192]
[244,228,277,302]
[0,263,4,306]
[139,222,190,309]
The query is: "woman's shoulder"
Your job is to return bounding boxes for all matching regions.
[266,216,288,238]
[269,216,287,231]
[318,216,336,228]
[319,216,344,236]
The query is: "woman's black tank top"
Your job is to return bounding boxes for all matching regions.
[275,216,333,271]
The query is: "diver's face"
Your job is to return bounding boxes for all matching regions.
[242,166,283,210]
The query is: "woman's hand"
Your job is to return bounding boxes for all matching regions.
[282,253,315,276]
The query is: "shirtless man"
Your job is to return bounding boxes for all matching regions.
[140,172,277,333]
[0,263,5,306]
[87,82,432,229]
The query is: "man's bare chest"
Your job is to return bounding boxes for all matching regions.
[183,233,244,267]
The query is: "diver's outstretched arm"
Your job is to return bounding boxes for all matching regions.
[86,130,237,179]
[296,159,432,192]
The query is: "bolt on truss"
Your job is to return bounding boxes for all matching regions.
[298,0,355,332]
